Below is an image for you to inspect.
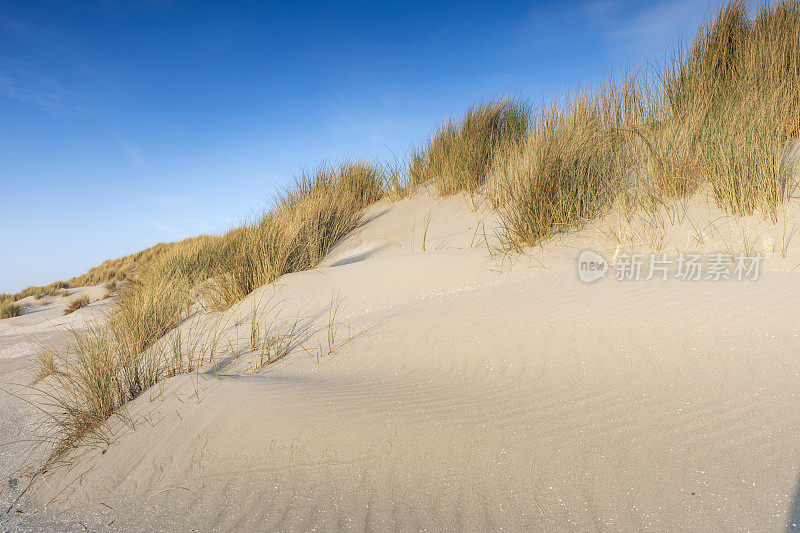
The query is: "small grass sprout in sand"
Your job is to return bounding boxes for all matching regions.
[327,291,342,354]
[252,317,305,372]
[410,212,434,252]
[249,298,261,353]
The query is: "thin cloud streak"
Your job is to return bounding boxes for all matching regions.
[583,0,720,58]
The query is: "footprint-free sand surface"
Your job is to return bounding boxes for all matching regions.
[0,286,112,531]
[4,188,800,531]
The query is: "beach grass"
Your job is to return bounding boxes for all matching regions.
[486,0,800,245]
[63,295,90,315]
[411,100,529,195]
[0,301,23,319]
[661,0,799,219]
[102,281,118,299]
[487,83,643,247]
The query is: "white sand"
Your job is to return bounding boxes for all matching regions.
[0,285,108,359]
[7,188,800,530]
[0,285,113,531]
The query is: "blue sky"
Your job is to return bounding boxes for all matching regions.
[0,0,722,292]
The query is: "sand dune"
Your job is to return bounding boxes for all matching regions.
[9,187,799,530]
[0,286,108,356]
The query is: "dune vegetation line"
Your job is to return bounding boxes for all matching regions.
[4,1,798,460]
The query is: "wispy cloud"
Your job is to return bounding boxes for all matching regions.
[41,225,74,236]
[0,13,43,37]
[0,13,94,113]
[124,144,145,166]
[582,0,721,58]
[0,56,66,109]
[148,222,178,237]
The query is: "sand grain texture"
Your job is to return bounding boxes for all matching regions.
[0,286,113,531]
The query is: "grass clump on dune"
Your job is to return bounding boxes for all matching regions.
[212,162,384,307]
[0,301,23,319]
[661,0,800,219]
[66,242,179,287]
[9,244,180,306]
[487,0,800,245]
[411,100,529,195]
[488,85,643,247]
[102,281,118,299]
[8,282,67,303]
[63,295,90,315]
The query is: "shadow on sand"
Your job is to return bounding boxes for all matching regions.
[788,471,800,532]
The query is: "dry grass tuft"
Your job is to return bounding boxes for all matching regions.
[210,162,384,309]
[0,301,23,319]
[411,100,529,195]
[7,282,65,303]
[488,88,639,246]
[63,295,90,315]
[487,1,800,245]
[33,346,58,384]
[103,281,118,299]
[39,325,126,455]
[661,0,800,219]
[65,242,180,288]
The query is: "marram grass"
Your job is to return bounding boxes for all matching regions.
[0,301,23,319]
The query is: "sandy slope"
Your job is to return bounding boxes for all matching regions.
[0,286,112,532]
[0,286,108,360]
[13,188,800,530]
